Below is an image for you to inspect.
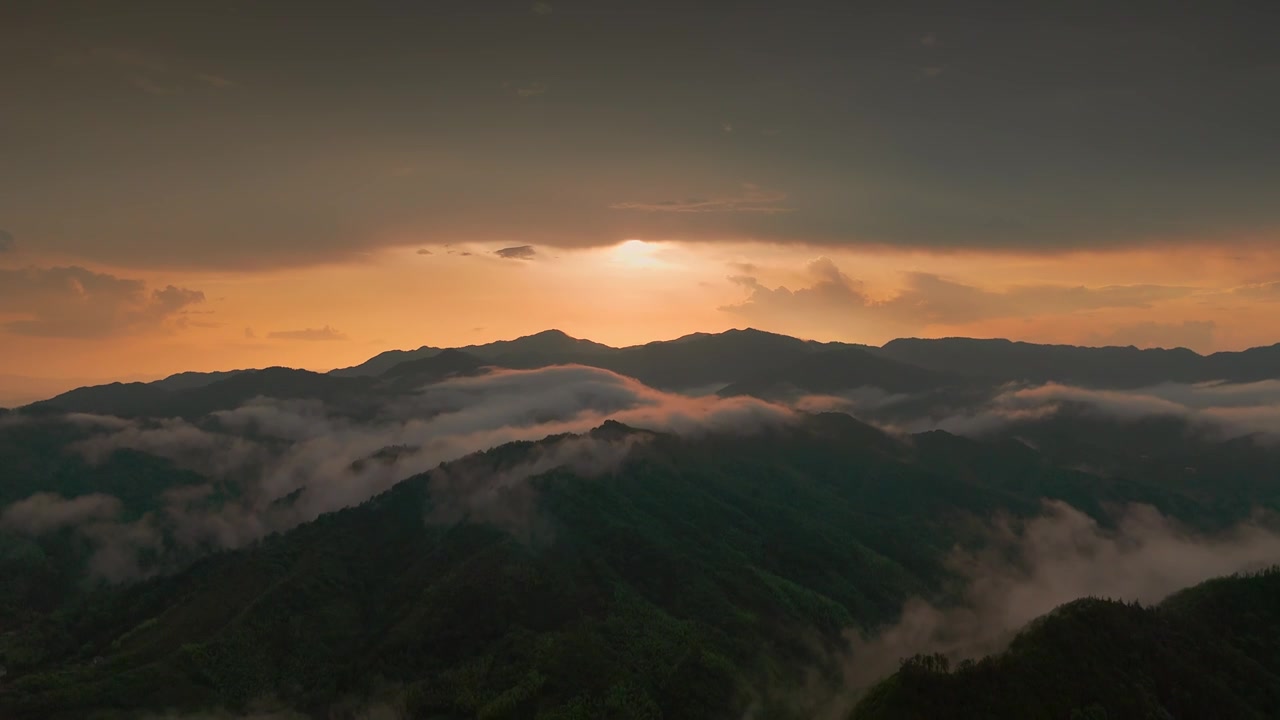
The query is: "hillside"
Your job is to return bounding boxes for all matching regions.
[4,329,1280,719]
[718,346,954,399]
[852,568,1280,720]
[24,329,1280,417]
[0,413,1231,720]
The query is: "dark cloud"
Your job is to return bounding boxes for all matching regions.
[3,2,1278,268]
[495,245,537,260]
[267,325,348,341]
[415,248,433,255]
[532,1,552,15]
[197,73,237,88]
[721,257,1195,334]
[0,229,14,252]
[0,266,205,338]
[610,186,791,215]
[515,81,547,98]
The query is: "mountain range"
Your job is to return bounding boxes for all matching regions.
[19,328,1280,417]
[2,328,1279,718]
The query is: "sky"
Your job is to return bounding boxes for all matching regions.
[2,0,1279,397]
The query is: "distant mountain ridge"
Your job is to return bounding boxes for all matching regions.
[16,329,1280,414]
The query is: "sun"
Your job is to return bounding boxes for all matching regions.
[610,239,662,268]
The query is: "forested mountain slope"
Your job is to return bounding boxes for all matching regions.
[852,568,1280,720]
[2,414,1240,720]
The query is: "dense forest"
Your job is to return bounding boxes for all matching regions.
[853,568,1280,720]
[3,330,1280,718]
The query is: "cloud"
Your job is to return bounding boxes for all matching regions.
[267,325,348,341]
[58,366,796,563]
[427,432,648,542]
[84,47,236,96]
[197,73,237,88]
[132,76,181,95]
[0,229,14,252]
[0,492,123,535]
[495,245,537,260]
[416,248,433,255]
[919,32,938,47]
[610,185,791,214]
[1232,280,1280,300]
[12,5,1280,270]
[81,516,164,582]
[721,257,1196,335]
[901,380,1280,440]
[825,500,1280,710]
[0,266,205,338]
[516,81,547,98]
[1088,320,1217,350]
[532,1,553,15]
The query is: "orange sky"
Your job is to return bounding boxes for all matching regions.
[3,236,1279,404]
[5,2,1280,406]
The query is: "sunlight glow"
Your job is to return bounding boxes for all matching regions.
[610,239,663,268]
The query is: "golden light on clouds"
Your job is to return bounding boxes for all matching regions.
[2,236,1280,394]
[608,239,665,269]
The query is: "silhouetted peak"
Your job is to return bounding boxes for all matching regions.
[590,419,641,440]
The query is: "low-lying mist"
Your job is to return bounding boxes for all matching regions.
[804,500,1280,719]
[1,365,796,580]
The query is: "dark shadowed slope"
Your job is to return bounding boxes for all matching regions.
[30,331,1280,415]
[874,337,1280,387]
[1206,343,1280,382]
[2,413,1223,720]
[149,370,253,393]
[604,328,849,391]
[718,346,955,399]
[329,346,444,377]
[461,329,617,366]
[28,368,374,419]
[342,328,857,392]
[376,348,488,391]
[852,568,1280,720]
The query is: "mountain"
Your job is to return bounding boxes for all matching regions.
[718,346,955,399]
[852,568,1280,720]
[462,329,617,367]
[21,331,1280,415]
[2,411,1269,719]
[873,337,1280,387]
[377,349,488,391]
[23,382,175,417]
[1205,343,1280,383]
[148,370,252,393]
[330,346,444,377]
[331,331,611,378]
[602,328,849,391]
[28,367,374,419]
[6,330,1280,719]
